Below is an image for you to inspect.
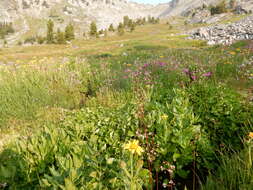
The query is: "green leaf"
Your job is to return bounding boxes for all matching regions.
[64,178,77,190]
[173,153,181,161]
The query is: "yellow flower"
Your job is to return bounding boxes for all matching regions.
[161,114,168,120]
[127,64,132,67]
[160,56,164,58]
[229,51,236,55]
[123,140,144,156]
[249,132,253,139]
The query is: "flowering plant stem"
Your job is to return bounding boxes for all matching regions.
[130,154,135,190]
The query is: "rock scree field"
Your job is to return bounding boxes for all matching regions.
[0,12,253,190]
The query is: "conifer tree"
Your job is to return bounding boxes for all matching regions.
[108,24,115,32]
[89,21,98,37]
[57,28,66,44]
[65,23,75,41]
[130,23,135,32]
[142,17,146,24]
[46,19,54,44]
[123,16,130,27]
[127,19,133,28]
[117,22,124,36]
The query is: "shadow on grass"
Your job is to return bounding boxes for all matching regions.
[0,148,28,190]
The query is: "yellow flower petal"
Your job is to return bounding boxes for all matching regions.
[123,140,144,156]
[249,132,253,139]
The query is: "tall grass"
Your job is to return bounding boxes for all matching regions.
[203,142,253,190]
[0,59,89,127]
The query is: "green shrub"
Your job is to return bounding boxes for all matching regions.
[187,82,252,151]
[0,104,147,189]
[210,1,228,15]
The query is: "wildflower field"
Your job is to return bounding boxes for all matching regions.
[0,22,253,190]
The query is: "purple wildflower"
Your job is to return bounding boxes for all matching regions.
[183,68,190,74]
[191,75,197,81]
[202,72,212,77]
[143,63,149,68]
[158,62,166,66]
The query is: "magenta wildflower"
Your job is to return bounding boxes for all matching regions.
[191,75,197,81]
[202,72,212,77]
[183,68,190,74]
[143,63,149,68]
[158,62,166,66]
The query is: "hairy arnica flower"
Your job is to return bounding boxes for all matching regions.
[161,114,168,120]
[123,140,144,156]
[249,132,253,139]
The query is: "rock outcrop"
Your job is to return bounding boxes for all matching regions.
[190,15,253,45]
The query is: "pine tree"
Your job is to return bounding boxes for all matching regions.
[130,23,135,32]
[117,22,124,36]
[127,19,133,28]
[65,23,75,41]
[57,28,66,44]
[108,24,115,32]
[142,17,146,24]
[123,16,130,27]
[46,19,54,44]
[89,21,97,37]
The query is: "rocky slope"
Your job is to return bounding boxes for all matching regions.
[157,0,219,17]
[190,15,253,45]
[157,0,253,17]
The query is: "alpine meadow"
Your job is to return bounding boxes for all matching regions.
[0,0,253,189]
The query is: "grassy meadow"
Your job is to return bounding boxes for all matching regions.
[0,18,253,190]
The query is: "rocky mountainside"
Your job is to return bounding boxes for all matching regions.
[0,0,156,38]
[0,0,155,24]
[157,0,253,17]
[157,0,219,17]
